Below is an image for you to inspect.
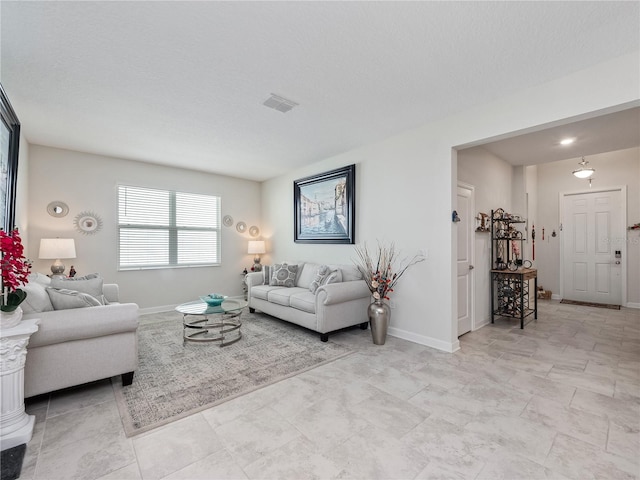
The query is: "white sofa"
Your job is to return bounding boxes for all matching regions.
[20,274,139,398]
[246,262,371,341]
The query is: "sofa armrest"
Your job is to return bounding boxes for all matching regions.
[25,303,139,348]
[246,272,265,288]
[316,280,371,305]
[103,284,119,303]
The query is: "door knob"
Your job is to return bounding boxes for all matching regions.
[469,265,474,270]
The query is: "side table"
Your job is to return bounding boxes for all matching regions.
[1,318,40,451]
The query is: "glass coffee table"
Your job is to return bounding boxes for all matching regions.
[175,296,247,346]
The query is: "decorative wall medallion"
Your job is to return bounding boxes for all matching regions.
[47,201,69,218]
[223,215,234,227]
[236,221,247,233]
[249,226,260,237]
[74,211,103,235]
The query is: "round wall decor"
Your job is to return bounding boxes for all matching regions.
[47,201,69,218]
[74,211,103,235]
[249,226,260,237]
[236,221,247,233]
[223,215,234,227]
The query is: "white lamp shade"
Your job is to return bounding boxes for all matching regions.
[247,240,266,255]
[39,238,77,259]
[573,168,595,179]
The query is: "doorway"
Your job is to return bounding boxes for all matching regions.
[560,187,625,305]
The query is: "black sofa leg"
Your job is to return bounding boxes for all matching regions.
[121,371,134,386]
[249,307,255,313]
[360,322,368,330]
[320,333,329,342]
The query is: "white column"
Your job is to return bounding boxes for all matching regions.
[0,318,40,451]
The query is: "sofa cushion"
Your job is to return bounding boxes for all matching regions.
[20,281,54,314]
[268,287,308,307]
[296,263,320,289]
[309,265,331,293]
[47,288,103,310]
[290,291,316,314]
[251,285,284,301]
[332,264,362,282]
[270,263,298,287]
[51,274,105,304]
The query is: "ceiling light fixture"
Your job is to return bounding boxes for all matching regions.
[572,157,595,179]
[560,138,575,146]
[263,94,298,113]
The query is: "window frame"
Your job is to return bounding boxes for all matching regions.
[117,184,221,271]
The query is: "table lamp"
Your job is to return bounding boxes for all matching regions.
[247,240,266,272]
[39,238,76,278]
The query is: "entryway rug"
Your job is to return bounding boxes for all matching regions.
[560,299,621,310]
[113,310,352,436]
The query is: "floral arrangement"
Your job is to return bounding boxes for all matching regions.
[1,229,32,313]
[353,241,425,301]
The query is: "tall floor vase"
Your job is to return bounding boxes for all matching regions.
[368,300,390,345]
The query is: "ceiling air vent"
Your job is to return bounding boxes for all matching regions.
[263,94,298,113]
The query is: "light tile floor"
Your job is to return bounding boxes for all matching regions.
[19,301,640,480]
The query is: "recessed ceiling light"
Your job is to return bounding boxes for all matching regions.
[560,138,575,146]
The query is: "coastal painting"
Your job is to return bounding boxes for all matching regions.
[294,164,355,244]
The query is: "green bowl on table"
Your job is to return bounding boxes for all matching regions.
[200,294,227,306]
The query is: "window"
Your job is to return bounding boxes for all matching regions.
[117,185,220,270]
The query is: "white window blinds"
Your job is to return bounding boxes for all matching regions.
[118,185,220,269]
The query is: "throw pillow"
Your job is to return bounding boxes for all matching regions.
[46,288,103,310]
[51,274,105,304]
[262,265,272,285]
[323,269,342,285]
[270,263,298,287]
[309,265,331,294]
[20,282,55,314]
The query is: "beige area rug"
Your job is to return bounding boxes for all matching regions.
[560,299,621,310]
[113,310,352,436]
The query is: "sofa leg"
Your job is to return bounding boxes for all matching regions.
[249,307,255,313]
[121,371,134,386]
[320,333,329,342]
[360,322,368,330]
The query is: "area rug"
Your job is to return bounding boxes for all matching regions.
[560,299,621,310]
[113,310,352,436]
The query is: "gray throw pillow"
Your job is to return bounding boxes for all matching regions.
[46,288,103,310]
[20,282,55,314]
[262,265,272,285]
[270,263,298,287]
[51,274,105,304]
[309,265,331,294]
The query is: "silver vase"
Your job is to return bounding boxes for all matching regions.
[368,300,390,345]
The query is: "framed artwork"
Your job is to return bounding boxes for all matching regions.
[294,164,355,244]
[0,84,21,233]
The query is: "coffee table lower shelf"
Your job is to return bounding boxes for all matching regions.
[183,315,242,345]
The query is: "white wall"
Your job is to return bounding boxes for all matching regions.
[535,147,640,306]
[27,145,262,310]
[457,148,514,327]
[262,52,639,352]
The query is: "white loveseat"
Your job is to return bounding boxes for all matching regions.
[246,262,371,341]
[20,274,139,398]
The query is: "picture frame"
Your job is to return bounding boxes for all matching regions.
[294,164,355,244]
[1,84,21,233]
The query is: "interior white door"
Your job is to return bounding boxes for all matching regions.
[457,183,474,336]
[562,189,623,305]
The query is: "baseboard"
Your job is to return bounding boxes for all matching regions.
[388,326,459,353]
[474,318,491,330]
[139,305,177,315]
[625,302,640,309]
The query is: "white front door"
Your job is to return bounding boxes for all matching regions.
[561,189,623,305]
[457,183,474,336]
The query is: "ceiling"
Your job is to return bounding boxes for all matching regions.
[1,1,639,181]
